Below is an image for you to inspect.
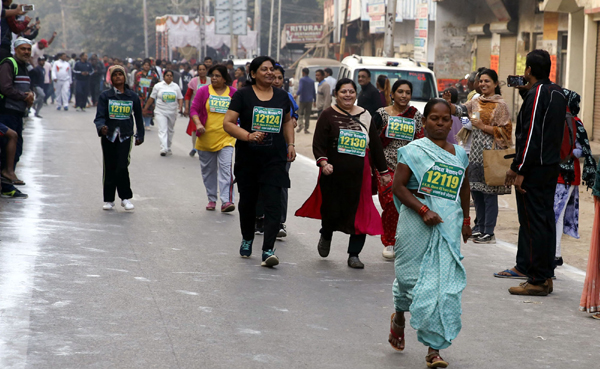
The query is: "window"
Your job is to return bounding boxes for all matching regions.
[352,69,437,102]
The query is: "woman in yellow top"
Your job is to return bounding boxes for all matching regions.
[190,65,237,212]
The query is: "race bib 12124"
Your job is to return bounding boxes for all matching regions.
[252,106,283,133]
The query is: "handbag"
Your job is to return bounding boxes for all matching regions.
[482,127,515,187]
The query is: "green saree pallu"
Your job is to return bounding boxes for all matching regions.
[392,138,468,350]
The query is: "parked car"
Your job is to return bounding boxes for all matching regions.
[338,55,438,113]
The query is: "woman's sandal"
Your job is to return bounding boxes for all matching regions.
[388,313,405,352]
[426,351,449,368]
[592,313,600,320]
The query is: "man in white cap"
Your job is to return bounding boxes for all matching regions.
[0,36,34,199]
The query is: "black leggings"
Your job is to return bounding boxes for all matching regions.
[239,183,282,251]
[320,229,366,256]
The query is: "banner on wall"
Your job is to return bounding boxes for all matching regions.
[413,2,428,63]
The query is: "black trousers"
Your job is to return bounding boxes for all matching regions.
[239,182,282,251]
[515,165,559,285]
[90,78,100,104]
[320,229,366,256]
[101,136,133,202]
[75,79,90,108]
[256,162,291,223]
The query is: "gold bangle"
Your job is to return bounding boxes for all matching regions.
[287,143,295,147]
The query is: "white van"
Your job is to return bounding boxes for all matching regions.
[338,55,438,113]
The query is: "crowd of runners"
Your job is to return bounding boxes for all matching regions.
[2,6,600,366]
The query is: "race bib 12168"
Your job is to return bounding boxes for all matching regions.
[337,129,367,157]
[108,100,133,120]
[161,91,177,103]
[418,162,465,202]
[252,107,283,133]
[386,117,415,141]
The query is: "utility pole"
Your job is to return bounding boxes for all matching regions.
[59,0,67,50]
[383,0,397,57]
[254,0,261,55]
[339,0,350,61]
[199,0,207,61]
[268,0,275,57]
[143,0,149,57]
[276,0,281,60]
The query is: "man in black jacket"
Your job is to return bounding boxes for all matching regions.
[501,49,567,296]
[357,68,383,116]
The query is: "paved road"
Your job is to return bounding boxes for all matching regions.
[1,107,599,369]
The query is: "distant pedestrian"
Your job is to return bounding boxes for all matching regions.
[295,67,315,133]
[503,49,567,296]
[53,53,72,111]
[184,63,210,157]
[389,98,470,368]
[296,78,390,269]
[73,52,93,111]
[376,75,391,107]
[324,67,336,94]
[133,59,159,130]
[371,79,424,259]
[30,56,46,118]
[357,68,383,116]
[190,64,237,212]
[579,159,600,318]
[315,69,331,117]
[222,56,296,267]
[93,65,144,211]
[144,69,183,156]
[553,90,596,266]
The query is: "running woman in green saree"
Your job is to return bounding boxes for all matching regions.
[387,99,472,368]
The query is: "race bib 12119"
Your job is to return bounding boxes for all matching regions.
[252,107,283,133]
[208,95,230,114]
[337,129,367,157]
[418,162,465,202]
[108,100,133,120]
[386,117,415,141]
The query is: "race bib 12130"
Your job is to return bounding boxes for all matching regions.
[418,162,465,202]
[386,116,415,141]
[337,129,367,157]
[108,100,133,120]
[252,106,283,133]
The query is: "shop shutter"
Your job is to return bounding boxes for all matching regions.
[476,37,491,70]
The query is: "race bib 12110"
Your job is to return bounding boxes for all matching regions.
[337,129,367,157]
[108,100,133,120]
[252,106,283,133]
[208,95,230,114]
[386,116,415,141]
[418,162,465,202]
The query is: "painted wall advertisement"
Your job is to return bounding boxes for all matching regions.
[413,1,428,63]
[281,23,326,48]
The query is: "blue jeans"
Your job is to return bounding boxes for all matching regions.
[143,116,152,127]
[472,190,498,235]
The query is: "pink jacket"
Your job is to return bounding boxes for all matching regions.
[190,85,237,126]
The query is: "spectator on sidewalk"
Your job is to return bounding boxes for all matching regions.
[0,37,34,199]
[315,69,331,118]
[0,122,18,184]
[357,68,383,117]
[30,33,56,66]
[30,55,45,117]
[294,67,315,134]
[502,49,567,296]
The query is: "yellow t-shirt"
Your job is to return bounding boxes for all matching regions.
[195,85,236,152]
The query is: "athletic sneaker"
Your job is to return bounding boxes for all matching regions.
[56,106,61,111]
[473,233,495,244]
[382,245,394,260]
[64,107,68,111]
[255,217,264,234]
[221,202,235,212]
[167,150,173,156]
[189,149,196,157]
[102,202,115,210]
[261,249,279,267]
[277,224,287,238]
[469,231,482,239]
[121,199,135,211]
[206,201,216,211]
[240,239,253,258]
[0,188,28,199]
[160,150,167,156]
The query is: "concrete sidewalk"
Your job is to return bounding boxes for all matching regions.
[0,109,598,369]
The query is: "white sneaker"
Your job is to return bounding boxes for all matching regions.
[382,245,395,260]
[121,199,135,211]
[102,202,115,210]
[166,149,173,156]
